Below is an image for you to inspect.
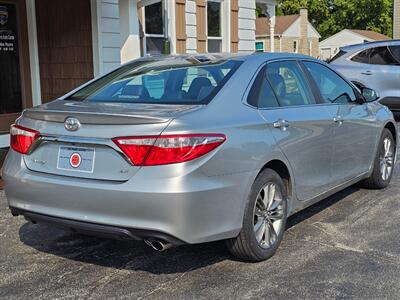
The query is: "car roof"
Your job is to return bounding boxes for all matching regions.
[340,39,400,53]
[128,52,318,66]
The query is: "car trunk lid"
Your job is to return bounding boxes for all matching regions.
[23,99,193,124]
[20,100,200,181]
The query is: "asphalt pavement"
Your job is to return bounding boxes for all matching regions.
[0,149,399,299]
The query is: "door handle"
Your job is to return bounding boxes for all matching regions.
[361,71,373,76]
[333,115,343,124]
[273,119,290,130]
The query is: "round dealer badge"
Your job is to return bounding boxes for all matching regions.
[69,152,82,168]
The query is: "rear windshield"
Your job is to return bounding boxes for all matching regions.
[67,59,242,105]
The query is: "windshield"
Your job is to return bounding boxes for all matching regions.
[67,59,242,105]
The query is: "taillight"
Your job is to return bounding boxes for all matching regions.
[10,124,40,154]
[113,134,226,166]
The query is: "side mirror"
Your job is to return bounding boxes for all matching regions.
[361,87,379,103]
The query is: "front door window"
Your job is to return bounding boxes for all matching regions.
[303,61,357,104]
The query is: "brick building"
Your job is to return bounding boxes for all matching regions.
[255,8,321,58]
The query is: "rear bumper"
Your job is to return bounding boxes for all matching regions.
[3,150,254,244]
[10,207,185,245]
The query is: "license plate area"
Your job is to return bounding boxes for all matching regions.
[57,146,95,173]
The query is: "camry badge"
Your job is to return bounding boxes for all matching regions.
[64,117,81,131]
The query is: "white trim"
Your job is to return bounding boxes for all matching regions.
[25,0,41,106]
[141,0,166,55]
[119,0,141,63]
[222,0,230,52]
[166,0,176,54]
[145,33,164,38]
[91,0,103,76]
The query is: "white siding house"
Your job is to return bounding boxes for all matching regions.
[320,29,390,60]
[238,0,256,52]
[0,0,258,149]
[93,0,122,74]
[186,0,197,53]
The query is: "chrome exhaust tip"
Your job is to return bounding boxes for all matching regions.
[144,239,173,252]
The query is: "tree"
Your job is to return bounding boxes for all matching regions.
[276,0,393,39]
[276,0,307,16]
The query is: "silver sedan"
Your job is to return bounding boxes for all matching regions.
[4,53,396,262]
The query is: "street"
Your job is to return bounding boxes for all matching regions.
[1,154,400,299]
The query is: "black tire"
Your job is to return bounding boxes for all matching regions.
[226,169,288,262]
[363,128,396,189]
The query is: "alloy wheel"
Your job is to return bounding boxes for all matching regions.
[253,183,285,249]
[380,137,394,181]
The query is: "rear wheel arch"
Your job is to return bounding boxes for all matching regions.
[258,160,293,200]
[384,122,397,145]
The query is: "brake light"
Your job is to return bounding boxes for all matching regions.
[113,134,226,166]
[10,124,40,154]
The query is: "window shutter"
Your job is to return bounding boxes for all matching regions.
[175,0,187,53]
[196,0,206,53]
[231,0,239,52]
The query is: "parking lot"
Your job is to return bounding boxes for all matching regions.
[1,147,400,299]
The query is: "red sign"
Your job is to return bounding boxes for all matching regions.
[69,152,81,168]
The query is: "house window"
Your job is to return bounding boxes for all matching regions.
[293,40,299,53]
[255,41,264,52]
[207,0,222,53]
[144,1,165,55]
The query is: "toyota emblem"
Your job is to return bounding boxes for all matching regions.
[64,117,81,131]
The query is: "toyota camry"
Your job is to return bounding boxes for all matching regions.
[3,53,396,262]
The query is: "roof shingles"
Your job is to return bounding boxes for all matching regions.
[256,15,300,36]
[348,29,390,41]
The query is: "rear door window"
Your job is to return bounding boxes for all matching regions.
[351,49,370,64]
[266,61,315,107]
[351,46,399,65]
[247,68,280,108]
[369,46,399,65]
[388,45,400,63]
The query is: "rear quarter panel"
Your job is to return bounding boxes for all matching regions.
[164,57,298,218]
